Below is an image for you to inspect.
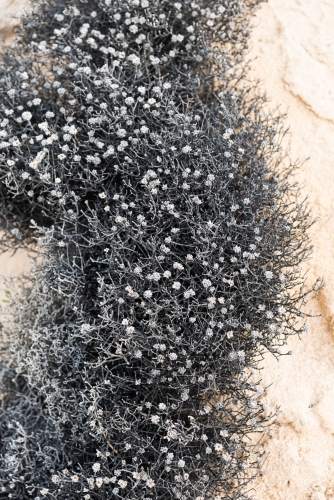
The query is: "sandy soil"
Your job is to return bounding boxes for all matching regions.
[249,1,334,499]
[0,0,333,499]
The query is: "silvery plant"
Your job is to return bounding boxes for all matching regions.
[0,0,318,498]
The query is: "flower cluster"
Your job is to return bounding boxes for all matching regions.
[0,0,319,499]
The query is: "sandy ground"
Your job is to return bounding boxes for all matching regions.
[249,1,334,499]
[0,0,333,499]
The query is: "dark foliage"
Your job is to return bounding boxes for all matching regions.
[0,1,319,499]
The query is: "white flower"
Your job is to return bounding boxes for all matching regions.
[169,353,177,360]
[173,262,184,271]
[143,290,152,298]
[118,479,127,489]
[265,270,273,279]
[99,193,107,199]
[182,145,192,153]
[159,403,166,410]
[146,479,155,488]
[172,34,184,42]
[117,140,128,151]
[92,463,101,473]
[202,279,211,288]
[117,129,127,137]
[214,443,223,452]
[163,271,171,278]
[51,475,60,484]
[151,415,159,424]
[41,489,49,496]
[128,54,141,65]
[172,282,181,290]
[103,146,115,158]
[32,98,41,105]
[22,111,32,121]
[192,196,202,205]
[178,459,185,467]
[71,475,79,483]
[148,272,161,281]
[184,289,195,299]
[140,126,149,133]
[125,97,135,105]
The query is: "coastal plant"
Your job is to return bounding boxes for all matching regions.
[0,0,319,499]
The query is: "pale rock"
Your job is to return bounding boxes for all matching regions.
[311,493,326,500]
[0,0,30,33]
[249,0,334,499]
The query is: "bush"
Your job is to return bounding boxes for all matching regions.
[0,1,319,499]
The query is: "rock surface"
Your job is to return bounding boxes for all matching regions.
[249,1,334,499]
[0,0,29,35]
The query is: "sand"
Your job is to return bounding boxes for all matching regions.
[248,1,334,499]
[0,0,333,499]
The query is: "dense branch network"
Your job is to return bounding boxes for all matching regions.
[0,1,318,499]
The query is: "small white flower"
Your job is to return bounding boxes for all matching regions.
[192,196,202,205]
[117,128,127,137]
[22,111,32,121]
[151,415,160,424]
[182,145,192,153]
[71,475,79,483]
[41,489,49,496]
[125,97,135,105]
[172,282,181,290]
[146,478,155,488]
[148,272,161,281]
[184,289,195,299]
[265,270,273,279]
[143,290,152,298]
[202,279,212,288]
[128,54,141,65]
[92,463,101,473]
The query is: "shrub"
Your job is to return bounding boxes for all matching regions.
[0,1,319,499]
